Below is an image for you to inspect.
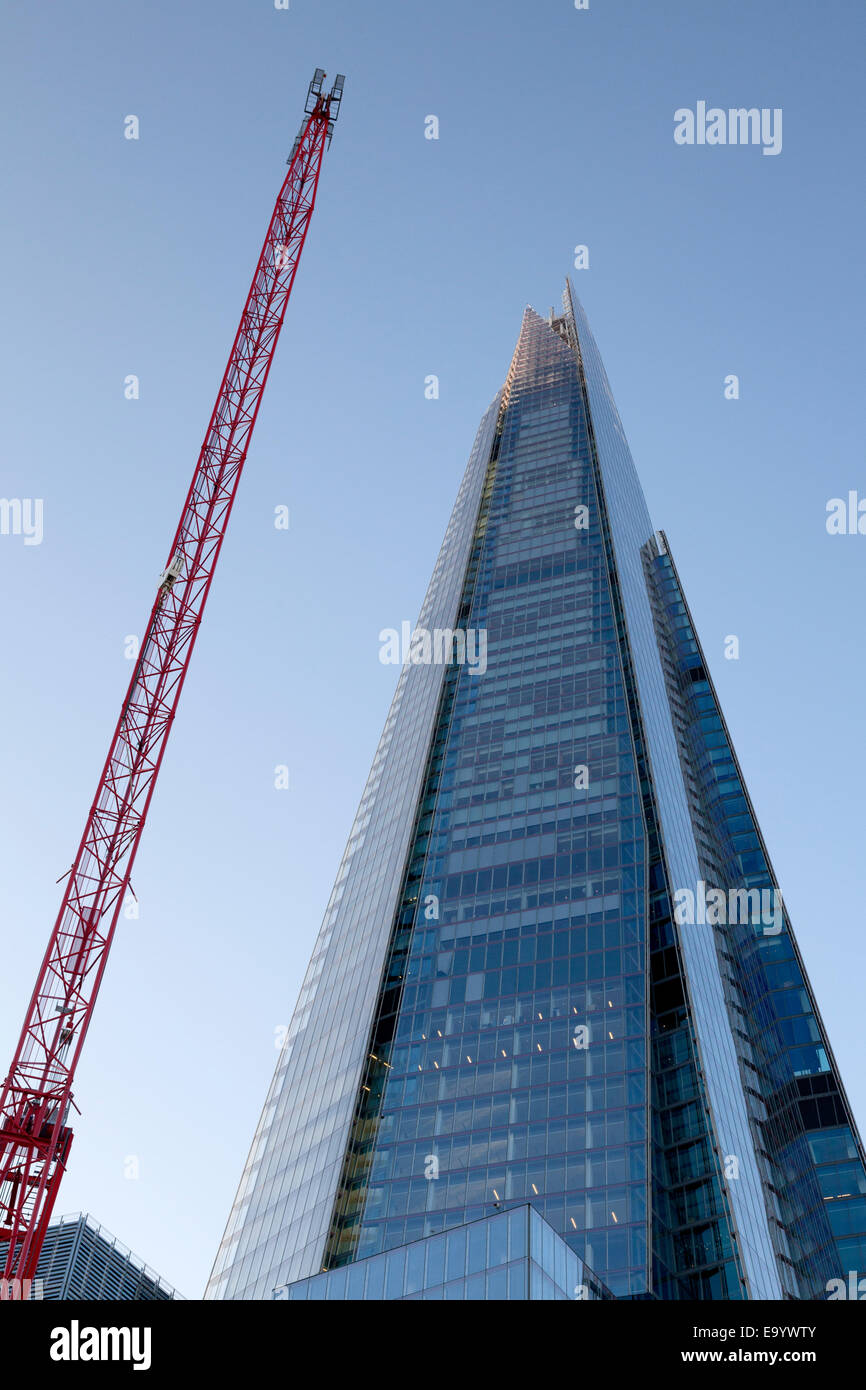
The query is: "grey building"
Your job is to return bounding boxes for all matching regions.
[2,1212,179,1300]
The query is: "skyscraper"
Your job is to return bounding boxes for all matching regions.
[207,283,866,1301]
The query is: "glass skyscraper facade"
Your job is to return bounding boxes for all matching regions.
[272,1206,613,1302]
[206,284,866,1301]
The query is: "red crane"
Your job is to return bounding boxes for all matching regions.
[0,68,344,1288]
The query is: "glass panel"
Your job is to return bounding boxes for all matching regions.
[467,1221,487,1276]
[364,1255,385,1300]
[424,1233,446,1289]
[384,1247,406,1299]
[405,1242,426,1296]
[445,1226,466,1283]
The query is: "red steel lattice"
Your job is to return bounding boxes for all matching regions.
[0,70,344,1286]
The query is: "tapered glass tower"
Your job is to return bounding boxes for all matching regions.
[207,284,866,1301]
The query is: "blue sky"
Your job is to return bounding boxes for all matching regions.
[1,0,864,1297]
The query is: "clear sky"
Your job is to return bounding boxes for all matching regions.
[1,0,864,1298]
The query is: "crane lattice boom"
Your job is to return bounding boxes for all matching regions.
[0,68,344,1287]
